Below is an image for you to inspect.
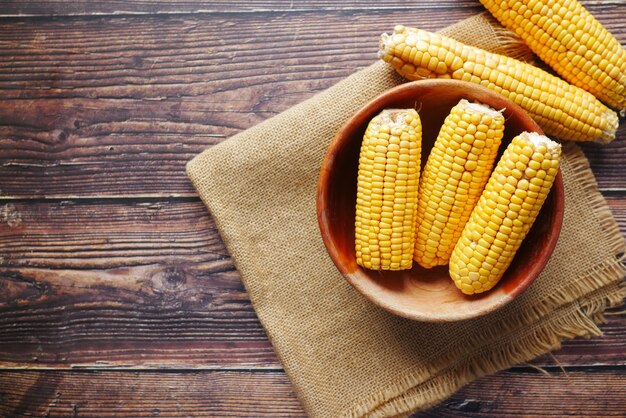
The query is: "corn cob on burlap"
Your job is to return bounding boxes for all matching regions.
[480,0,626,113]
[186,13,625,418]
[379,25,619,143]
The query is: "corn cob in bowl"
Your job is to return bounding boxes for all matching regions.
[317,79,564,322]
[355,108,422,271]
[450,132,562,295]
[414,99,505,269]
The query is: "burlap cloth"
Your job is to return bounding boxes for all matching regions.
[187,14,626,418]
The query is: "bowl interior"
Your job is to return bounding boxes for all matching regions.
[317,79,564,322]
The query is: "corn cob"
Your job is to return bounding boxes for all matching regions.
[379,25,619,143]
[414,99,504,268]
[449,132,561,295]
[480,0,626,114]
[355,109,422,270]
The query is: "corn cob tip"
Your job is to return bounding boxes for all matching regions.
[373,108,417,127]
[519,131,561,154]
[459,99,504,120]
[599,108,619,144]
[378,33,392,62]
[394,25,407,34]
[379,32,405,65]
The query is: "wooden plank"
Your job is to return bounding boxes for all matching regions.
[0,199,277,367]
[1,0,622,16]
[0,199,229,268]
[0,8,625,198]
[0,369,624,417]
[0,197,624,368]
[0,370,304,417]
[0,1,480,16]
[0,11,491,100]
[417,369,626,417]
[581,141,626,192]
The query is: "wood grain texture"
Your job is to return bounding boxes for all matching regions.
[2,0,623,16]
[0,197,624,368]
[0,369,624,417]
[0,370,304,417]
[581,140,626,191]
[0,199,277,368]
[0,5,624,198]
[417,369,626,417]
[0,1,484,16]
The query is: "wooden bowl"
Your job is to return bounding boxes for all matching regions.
[317,79,564,322]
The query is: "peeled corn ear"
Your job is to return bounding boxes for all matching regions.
[449,132,561,295]
[379,25,619,143]
[414,99,504,268]
[480,0,626,114]
[355,109,422,270]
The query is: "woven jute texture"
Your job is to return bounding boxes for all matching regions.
[187,13,625,418]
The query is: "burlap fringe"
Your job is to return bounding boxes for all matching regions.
[345,145,626,418]
[439,13,536,64]
[563,143,626,258]
[485,17,536,63]
[347,284,625,418]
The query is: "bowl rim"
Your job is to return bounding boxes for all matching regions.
[316,79,565,322]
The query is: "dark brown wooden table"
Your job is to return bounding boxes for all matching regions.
[1,1,624,416]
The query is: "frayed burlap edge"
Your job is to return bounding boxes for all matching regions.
[563,144,626,258]
[439,13,535,64]
[353,282,626,418]
[344,144,626,418]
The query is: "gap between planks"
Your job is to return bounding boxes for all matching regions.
[1,364,624,373]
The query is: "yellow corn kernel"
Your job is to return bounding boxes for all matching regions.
[355,109,422,270]
[379,25,619,143]
[414,99,504,268]
[480,0,626,114]
[449,132,561,294]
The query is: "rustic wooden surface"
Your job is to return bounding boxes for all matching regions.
[0,1,624,416]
